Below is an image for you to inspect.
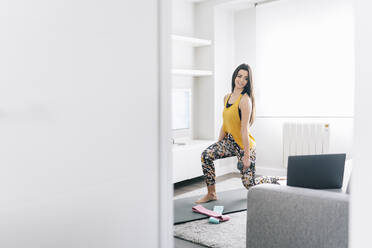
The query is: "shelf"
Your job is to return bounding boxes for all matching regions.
[172,69,213,77]
[172,34,211,47]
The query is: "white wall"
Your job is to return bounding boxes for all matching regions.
[234,7,256,72]
[250,117,354,175]
[0,1,168,247]
[255,0,354,117]
[350,0,372,247]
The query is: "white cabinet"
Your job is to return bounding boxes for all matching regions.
[172,139,214,183]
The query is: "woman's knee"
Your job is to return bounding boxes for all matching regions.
[241,174,254,190]
[201,149,212,163]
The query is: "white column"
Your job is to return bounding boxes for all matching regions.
[350,0,372,247]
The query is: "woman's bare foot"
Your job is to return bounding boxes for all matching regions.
[195,193,217,204]
[279,176,287,181]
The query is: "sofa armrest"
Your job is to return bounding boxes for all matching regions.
[246,184,349,248]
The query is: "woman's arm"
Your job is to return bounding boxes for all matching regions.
[240,94,252,170]
[218,125,226,142]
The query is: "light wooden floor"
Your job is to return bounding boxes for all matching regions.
[173,173,241,248]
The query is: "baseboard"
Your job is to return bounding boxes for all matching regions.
[215,158,287,177]
[174,162,287,183]
[256,166,287,177]
[215,158,236,177]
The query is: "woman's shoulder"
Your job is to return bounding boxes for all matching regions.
[239,93,251,106]
[240,93,250,101]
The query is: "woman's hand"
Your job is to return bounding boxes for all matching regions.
[242,155,250,173]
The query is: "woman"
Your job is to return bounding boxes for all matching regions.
[196,63,284,204]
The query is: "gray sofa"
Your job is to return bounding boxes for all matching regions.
[246,184,349,248]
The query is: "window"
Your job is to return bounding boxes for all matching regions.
[172,89,191,131]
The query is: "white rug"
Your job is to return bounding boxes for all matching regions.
[174,211,247,248]
[174,177,248,248]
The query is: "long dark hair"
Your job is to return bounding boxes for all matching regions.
[231,63,256,126]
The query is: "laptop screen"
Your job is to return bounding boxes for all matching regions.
[287,153,346,189]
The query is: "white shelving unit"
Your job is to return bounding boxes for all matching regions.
[172,34,211,47]
[172,69,212,77]
[187,0,208,2]
[171,34,212,77]
[172,0,214,183]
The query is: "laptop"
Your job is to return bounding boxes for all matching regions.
[287,153,346,189]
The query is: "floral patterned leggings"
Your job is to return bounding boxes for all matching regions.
[201,133,280,190]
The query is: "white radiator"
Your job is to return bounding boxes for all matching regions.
[283,122,330,168]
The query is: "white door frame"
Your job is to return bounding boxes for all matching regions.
[158,0,173,247]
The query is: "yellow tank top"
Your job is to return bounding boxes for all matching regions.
[222,93,256,150]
